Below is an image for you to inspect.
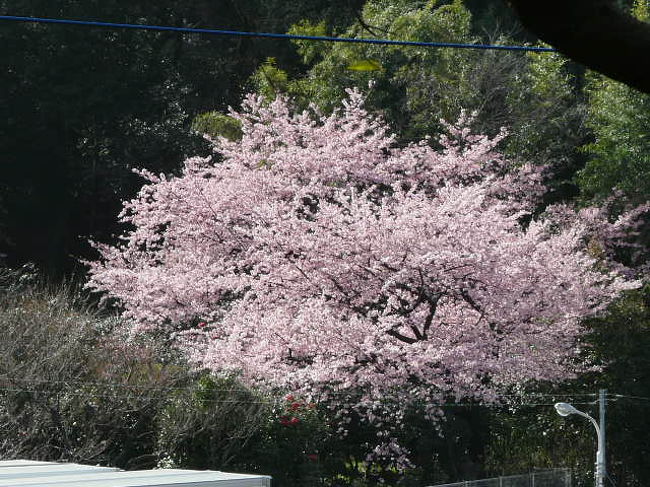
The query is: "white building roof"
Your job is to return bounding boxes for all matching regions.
[0,461,58,468]
[0,461,271,487]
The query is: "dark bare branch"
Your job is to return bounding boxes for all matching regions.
[386,328,418,344]
[421,296,439,338]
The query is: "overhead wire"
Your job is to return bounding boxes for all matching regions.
[0,383,604,408]
[609,393,650,402]
[0,378,605,399]
[4,379,641,403]
[7,380,650,408]
[0,15,557,53]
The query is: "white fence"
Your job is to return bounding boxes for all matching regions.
[427,468,571,487]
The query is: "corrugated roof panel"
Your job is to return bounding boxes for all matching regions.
[0,464,119,480]
[8,474,270,487]
[0,469,201,485]
[0,461,58,468]
[0,463,271,487]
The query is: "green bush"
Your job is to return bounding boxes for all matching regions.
[0,266,268,470]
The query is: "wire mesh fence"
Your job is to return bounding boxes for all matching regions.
[427,468,572,487]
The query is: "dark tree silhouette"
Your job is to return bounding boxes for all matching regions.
[509,0,650,93]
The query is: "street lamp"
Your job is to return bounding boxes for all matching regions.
[554,402,605,487]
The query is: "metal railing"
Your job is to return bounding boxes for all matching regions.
[427,468,571,487]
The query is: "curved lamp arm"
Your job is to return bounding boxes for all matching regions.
[570,408,602,446]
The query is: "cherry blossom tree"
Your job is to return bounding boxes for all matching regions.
[87,89,638,467]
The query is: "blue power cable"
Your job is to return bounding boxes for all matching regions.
[0,15,557,53]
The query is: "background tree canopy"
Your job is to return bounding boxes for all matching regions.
[0,0,364,276]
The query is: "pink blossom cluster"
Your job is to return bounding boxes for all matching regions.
[87,89,639,468]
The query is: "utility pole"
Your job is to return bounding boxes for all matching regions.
[597,389,607,487]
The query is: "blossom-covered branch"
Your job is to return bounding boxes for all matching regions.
[87,88,639,468]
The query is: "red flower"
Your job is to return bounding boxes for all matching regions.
[306,454,318,462]
[198,322,207,328]
[285,394,295,401]
[289,417,300,425]
[279,416,291,426]
[290,401,302,410]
